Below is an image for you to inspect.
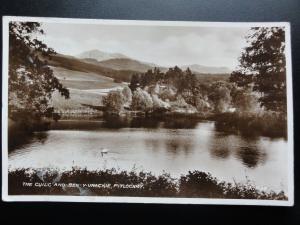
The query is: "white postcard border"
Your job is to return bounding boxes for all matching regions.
[1,16,294,206]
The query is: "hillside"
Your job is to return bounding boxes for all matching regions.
[96,58,154,72]
[48,54,137,82]
[49,54,231,84]
[80,56,166,73]
[76,49,231,75]
[77,49,128,61]
[47,52,230,114]
[51,67,121,90]
[181,64,232,74]
[195,73,230,83]
[50,67,124,114]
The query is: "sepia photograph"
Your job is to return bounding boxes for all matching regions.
[1,16,294,205]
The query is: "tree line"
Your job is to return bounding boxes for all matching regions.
[8,22,287,127]
[102,26,286,116]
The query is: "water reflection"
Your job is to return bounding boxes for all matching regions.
[235,146,267,168]
[50,120,105,130]
[8,118,288,192]
[165,138,194,155]
[208,133,267,168]
[8,131,48,152]
[214,118,287,140]
[210,145,230,159]
[100,116,199,129]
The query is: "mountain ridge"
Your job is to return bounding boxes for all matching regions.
[77,49,129,62]
[77,49,232,74]
[181,64,232,74]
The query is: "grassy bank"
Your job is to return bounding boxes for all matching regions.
[8,168,287,200]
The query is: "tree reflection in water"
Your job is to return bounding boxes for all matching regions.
[10,116,276,170]
[210,145,230,159]
[209,133,267,168]
[165,138,194,155]
[9,131,48,153]
[235,145,267,168]
[8,117,287,192]
[101,116,200,129]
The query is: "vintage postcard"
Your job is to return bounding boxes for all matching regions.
[2,16,294,205]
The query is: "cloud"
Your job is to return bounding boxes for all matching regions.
[40,22,249,69]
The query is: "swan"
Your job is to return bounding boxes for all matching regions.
[101,148,109,153]
[100,148,109,156]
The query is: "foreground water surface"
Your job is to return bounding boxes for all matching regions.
[8,118,289,192]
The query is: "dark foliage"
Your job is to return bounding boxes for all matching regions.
[9,22,69,123]
[8,168,287,200]
[230,27,286,112]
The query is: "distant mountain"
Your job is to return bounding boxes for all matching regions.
[97,58,163,73]
[77,49,232,74]
[48,49,233,85]
[97,58,152,72]
[78,50,165,72]
[181,64,231,74]
[77,49,129,62]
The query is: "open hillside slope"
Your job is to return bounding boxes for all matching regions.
[94,58,155,72]
[50,66,124,114]
[49,54,137,82]
[48,52,230,114]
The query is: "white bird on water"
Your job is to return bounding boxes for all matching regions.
[100,148,109,156]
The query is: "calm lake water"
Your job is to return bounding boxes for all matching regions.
[8,117,288,192]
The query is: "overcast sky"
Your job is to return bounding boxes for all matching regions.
[39,22,249,70]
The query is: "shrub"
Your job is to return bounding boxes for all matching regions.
[121,86,132,105]
[209,81,232,113]
[231,86,261,113]
[8,168,287,200]
[152,94,170,110]
[102,90,124,113]
[131,88,153,112]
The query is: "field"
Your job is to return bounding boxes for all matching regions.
[51,67,124,113]
[49,54,136,82]
[49,56,230,114]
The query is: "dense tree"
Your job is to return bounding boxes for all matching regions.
[159,86,177,101]
[180,68,201,105]
[129,74,140,91]
[103,90,124,113]
[231,86,260,113]
[138,67,164,89]
[152,94,170,110]
[8,22,69,122]
[195,96,211,113]
[165,66,184,89]
[230,27,286,112]
[131,88,153,112]
[121,86,133,105]
[209,81,232,113]
[134,66,202,107]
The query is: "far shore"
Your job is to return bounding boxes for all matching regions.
[8,109,287,140]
